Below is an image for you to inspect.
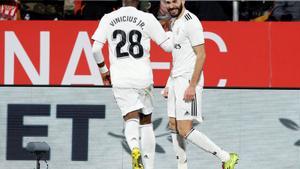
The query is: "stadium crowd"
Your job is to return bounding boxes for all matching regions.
[0,0,300,21]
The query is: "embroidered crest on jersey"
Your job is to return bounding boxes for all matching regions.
[174,44,181,49]
[184,13,192,21]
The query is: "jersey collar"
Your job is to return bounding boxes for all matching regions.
[121,6,137,10]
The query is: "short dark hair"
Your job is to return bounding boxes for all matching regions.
[123,0,139,7]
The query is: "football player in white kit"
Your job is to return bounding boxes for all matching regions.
[91,0,172,169]
[162,0,239,169]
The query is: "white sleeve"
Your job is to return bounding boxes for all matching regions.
[92,15,108,43]
[92,41,104,64]
[165,76,171,87]
[147,14,169,45]
[160,31,173,52]
[186,18,204,46]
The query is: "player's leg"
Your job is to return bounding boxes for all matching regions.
[169,117,188,169]
[113,87,144,169]
[123,111,144,169]
[167,78,188,169]
[124,111,144,169]
[124,111,141,151]
[139,86,155,169]
[140,113,155,169]
[174,77,234,165]
[176,120,230,162]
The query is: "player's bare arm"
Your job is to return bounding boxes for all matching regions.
[97,62,111,86]
[183,44,206,101]
[161,76,172,98]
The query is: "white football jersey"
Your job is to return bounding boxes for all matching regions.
[92,6,169,88]
[170,10,204,86]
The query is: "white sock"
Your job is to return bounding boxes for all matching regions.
[171,132,188,169]
[124,118,140,151]
[140,123,155,169]
[186,129,230,162]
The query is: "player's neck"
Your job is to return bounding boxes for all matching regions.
[176,7,186,20]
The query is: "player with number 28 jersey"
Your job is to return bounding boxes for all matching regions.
[91,1,172,169]
[92,6,171,88]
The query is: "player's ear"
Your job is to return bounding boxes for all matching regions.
[182,0,185,6]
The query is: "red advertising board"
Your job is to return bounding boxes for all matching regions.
[0,21,300,87]
[269,22,300,87]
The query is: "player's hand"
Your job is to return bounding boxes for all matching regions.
[101,71,111,86]
[161,87,169,98]
[184,85,196,102]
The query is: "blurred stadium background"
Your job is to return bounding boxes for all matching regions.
[0,0,300,169]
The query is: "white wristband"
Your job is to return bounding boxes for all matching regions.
[99,65,108,73]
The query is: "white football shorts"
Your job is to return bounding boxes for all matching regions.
[167,76,203,122]
[112,85,154,117]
